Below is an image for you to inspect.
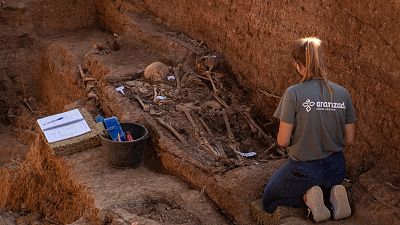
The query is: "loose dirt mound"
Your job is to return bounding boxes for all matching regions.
[0,136,98,224]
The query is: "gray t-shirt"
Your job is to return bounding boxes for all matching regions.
[274,79,357,161]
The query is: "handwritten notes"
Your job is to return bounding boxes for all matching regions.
[37,109,91,143]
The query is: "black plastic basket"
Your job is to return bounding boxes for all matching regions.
[100,123,148,168]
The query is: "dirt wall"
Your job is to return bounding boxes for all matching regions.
[0,0,97,119]
[139,0,400,177]
[0,1,40,119]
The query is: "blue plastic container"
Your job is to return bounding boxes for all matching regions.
[96,116,126,141]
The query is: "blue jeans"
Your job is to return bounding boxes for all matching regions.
[262,151,346,213]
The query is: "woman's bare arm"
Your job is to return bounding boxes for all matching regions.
[277,121,293,147]
[344,123,355,146]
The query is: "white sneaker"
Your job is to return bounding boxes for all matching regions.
[330,185,351,220]
[305,186,331,222]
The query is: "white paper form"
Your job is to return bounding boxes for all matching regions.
[37,109,91,143]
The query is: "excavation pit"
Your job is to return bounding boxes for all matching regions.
[0,1,399,225]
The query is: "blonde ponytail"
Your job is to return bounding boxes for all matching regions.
[292,37,333,99]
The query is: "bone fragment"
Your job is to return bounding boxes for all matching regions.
[78,64,86,79]
[134,95,150,112]
[214,141,227,159]
[194,74,210,81]
[205,71,218,93]
[174,64,182,91]
[184,111,197,131]
[221,110,242,160]
[243,111,271,143]
[176,104,221,157]
[213,92,229,109]
[44,216,61,225]
[87,91,98,100]
[153,86,158,103]
[199,117,212,135]
[182,110,198,131]
[243,113,258,134]
[197,135,221,156]
[222,110,234,141]
[78,65,97,84]
[22,98,34,113]
[149,109,163,116]
[176,104,198,131]
[180,71,189,86]
[264,143,276,154]
[203,100,221,110]
[6,108,18,118]
[86,83,96,93]
[83,77,96,82]
[157,118,187,144]
[259,89,282,99]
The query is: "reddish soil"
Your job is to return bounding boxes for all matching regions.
[0,1,399,225]
[0,127,30,169]
[63,147,231,225]
[0,0,97,121]
[140,0,400,177]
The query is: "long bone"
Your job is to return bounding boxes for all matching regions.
[221,110,243,160]
[242,111,272,144]
[157,118,187,145]
[205,71,218,93]
[174,64,182,91]
[176,103,220,156]
[133,95,150,112]
[176,103,199,132]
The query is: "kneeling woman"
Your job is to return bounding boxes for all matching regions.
[262,37,356,222]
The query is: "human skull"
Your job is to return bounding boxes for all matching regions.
[144,62,169,82]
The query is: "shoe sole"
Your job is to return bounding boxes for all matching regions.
[330,185,351,220]
[306,186,331,222]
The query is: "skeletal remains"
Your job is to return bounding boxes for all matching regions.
[157,118,187,145]
[221,110,243,160]
[78,65,99,103]
[73,53,282,163]
[133,95,150,112]
[117,57,280,161]
[175,103,222,157]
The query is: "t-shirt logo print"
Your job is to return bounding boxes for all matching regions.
[302,99,315,112]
